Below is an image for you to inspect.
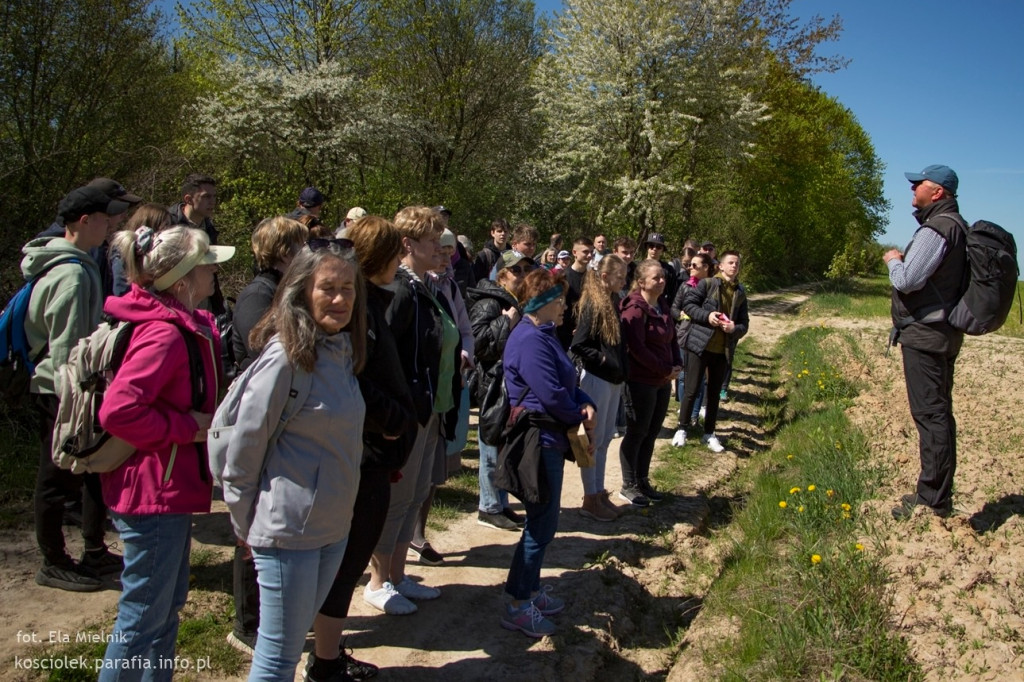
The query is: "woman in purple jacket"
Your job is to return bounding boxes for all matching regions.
[501,268,595,638]
[618,259,682,508]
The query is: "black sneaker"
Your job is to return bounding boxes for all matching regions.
[501,507,525,527]
[340,641,379,681]
[891,493,951,521]
[618,486,650,508]
[36,559,102,592]
[81,547,124,576]
[408,542,444,566]
[477,510,519,531]
[304,654,356,682]
[639,480,664,503]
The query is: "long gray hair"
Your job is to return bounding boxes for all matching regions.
[250,243,366,373]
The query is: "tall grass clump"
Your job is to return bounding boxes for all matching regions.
[704,326,921,681]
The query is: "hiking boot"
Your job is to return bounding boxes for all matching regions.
[639,479,664,503]
[579,494,615,522]
[619,486,650,508]
[501,507,525,527]
[363,581,417,615]
[80,547,124,576]
[226,631,256,658]
[500,602,556,638]
[407,542,444,566]
[478,510,519,531]
[702,433,725,453]
[531,585,565,616]
[891,494,952,521]
[598,490,623,518]
[671,429,687,447]
[394,576,441,601]
[36,558,102,592]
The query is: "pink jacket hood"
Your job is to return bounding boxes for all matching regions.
[99,285,222,515]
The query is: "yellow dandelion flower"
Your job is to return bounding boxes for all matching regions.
[842,511,851,520]
[835,442,842,450]
[807,485,816,492]
[790,487,801,494]
[787,454,794,461]
[826,489,835,498]
[841,503,851,511]
[855,543,864,551]
[778,501,787,509]
[811,554,822,564]
[798,506,805,513]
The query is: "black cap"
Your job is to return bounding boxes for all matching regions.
[87,177,143,204]
[433,205,452,216]
[299,187,327,207]
[57,186,131,223]
[645,232,666,248]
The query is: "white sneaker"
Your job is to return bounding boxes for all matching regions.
[671,430,687,447]
[699,406,706,421]
[703,434,725,453]
[364,581,417,615]
[395,576,441,601]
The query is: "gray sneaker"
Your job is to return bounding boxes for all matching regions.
[478,510,519,531]
[36,559,102,592]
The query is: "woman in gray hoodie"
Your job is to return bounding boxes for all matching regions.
[221,240,367,682]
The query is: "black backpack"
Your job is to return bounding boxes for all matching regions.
[947,217,1020,335]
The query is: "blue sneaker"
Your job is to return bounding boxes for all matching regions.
[500,602,555,638]
[532,585,564,615]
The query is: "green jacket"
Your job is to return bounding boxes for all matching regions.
[20,237,103,395]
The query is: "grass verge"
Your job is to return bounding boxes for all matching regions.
[698,325,921,680]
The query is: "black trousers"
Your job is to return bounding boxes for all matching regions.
[34,394,107,564]
[620,381,671,486]
[679,349,729,434]
[902,346,958,509]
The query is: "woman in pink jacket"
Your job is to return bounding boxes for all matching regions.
[97,225,234,681]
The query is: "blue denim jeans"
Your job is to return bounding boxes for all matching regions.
[579,371,623,495]
[478,434,509,514]
[99,513,193,682]
[250,540,348,682]
[504,447,564,601]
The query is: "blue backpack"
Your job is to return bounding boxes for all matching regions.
[0,258,82,405]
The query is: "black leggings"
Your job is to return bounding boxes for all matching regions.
[319,467,392,619]
[620,381,672,486]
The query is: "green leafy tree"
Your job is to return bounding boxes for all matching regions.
[0,0,181,275]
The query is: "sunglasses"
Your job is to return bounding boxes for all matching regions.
[307,238,355,252]
[507,264,536,275]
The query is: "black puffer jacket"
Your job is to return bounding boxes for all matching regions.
[682,276,749,362]
[360,282,418,471]
[385,268,461,435]
[467,279,520,402]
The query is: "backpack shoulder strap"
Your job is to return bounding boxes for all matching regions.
[268,365,313,449]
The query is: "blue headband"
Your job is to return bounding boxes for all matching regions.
[523,285,563,314]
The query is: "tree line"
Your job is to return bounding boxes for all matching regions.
[0,0,889,291]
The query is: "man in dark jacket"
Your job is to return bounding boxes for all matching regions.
[473,218,510,284]
[643,232,679,304]
[169,173,226,314]
[285,186,326,221]
[674,251,748,453]
[886,164,967,520]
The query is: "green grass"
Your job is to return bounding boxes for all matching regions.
[0,404,41,526]
[428,467,479,531]
[699,326,921,681]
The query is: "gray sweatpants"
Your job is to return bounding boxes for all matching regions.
[374,414,441,554]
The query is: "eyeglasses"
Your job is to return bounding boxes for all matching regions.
[307,238,355,252]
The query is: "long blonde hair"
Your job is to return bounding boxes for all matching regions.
[576,255,624,346]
